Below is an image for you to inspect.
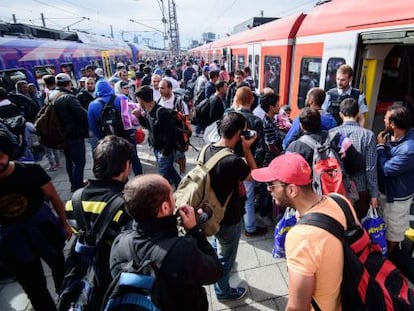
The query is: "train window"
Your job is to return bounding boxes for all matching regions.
[61,63,78,88]
[324,58,346,90]
[248,55,252,70]
[254,55,260,90]
[238,55,245,71]
[298,57,322,109]
[0,69,28,92]
[34,65,56,90]
[263,56,281,93]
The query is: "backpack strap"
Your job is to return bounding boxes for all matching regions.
[71,188,125,243]
[127,234,179,273]
[97,94,116,107]
[298,134,318,150]
[48,91,66,106]
[197,144,234,207]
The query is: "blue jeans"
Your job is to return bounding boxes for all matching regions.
[63,138,86,190]
[210,222,242,296]
[243,180,257,232]
[154,149,181,188]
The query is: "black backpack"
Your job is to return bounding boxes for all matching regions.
[57,189,124,311]
[97,95,127,138]
[194,98,211,127]
[0,115,26,157]
[299,194,414,311]
[101,233,177,311]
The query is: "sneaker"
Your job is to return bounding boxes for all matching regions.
[245,226,267,237]
[217,287,247,301]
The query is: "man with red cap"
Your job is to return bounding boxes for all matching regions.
[252,152,357,311]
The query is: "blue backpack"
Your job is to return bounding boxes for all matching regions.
[102,233,178,311]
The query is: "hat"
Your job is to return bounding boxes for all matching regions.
[55,73,71,83]
[0,131,14,158]
[116,62,125,69]
[202,65,210,72]
[95,68,104,77]
[79,77,88,82]
[120,81,129,89]
[252,153,312,186]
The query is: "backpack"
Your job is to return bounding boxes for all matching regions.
[57,189,124,311]
[101,233,178,311]
[97,95,127,138]
[194,98,211,127]
[193,88,206,107]
[299,194,414,311]
[34,91,66,148]
[299,133,347,197]
[174,145,234,236]
[0,115,26,158]
[155,100,192,153]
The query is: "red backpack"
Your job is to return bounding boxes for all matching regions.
[299,133,346,196]
[299,194,414,311]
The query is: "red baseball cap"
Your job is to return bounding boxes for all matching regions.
[252,153,312,186]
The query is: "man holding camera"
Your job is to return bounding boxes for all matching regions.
[204,111,257,301]
[109,174,222,310]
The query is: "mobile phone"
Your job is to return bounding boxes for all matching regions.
[240,130,256,139]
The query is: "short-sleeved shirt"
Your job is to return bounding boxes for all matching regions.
[286,196,352,311]
[203,145,250,226]
[0,162,50,224]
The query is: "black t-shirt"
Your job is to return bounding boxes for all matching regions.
[0,162,50,224]
[203,145,250,226]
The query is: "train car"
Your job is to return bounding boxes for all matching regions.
[0,24,133,92]
[189,0,414,130]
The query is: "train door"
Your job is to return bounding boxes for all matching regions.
[248,44,261,90]
[358,29,414,132]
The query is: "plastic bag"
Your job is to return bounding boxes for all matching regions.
[272,207,297,258]
[362,206,387,255]
[203,121,220,143]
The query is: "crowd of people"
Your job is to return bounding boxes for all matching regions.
[1,56,414,311]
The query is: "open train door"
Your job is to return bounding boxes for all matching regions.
[358,29,414,132]
[359,29,414,231]
[248,43,261,91]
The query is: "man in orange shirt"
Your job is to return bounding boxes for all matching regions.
[252,153,356,311]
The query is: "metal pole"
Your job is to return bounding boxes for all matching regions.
[41,13,46,27]
[12,14,17,23]
[110,25,114,38]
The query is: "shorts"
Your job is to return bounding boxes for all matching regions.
[175,150,185,160]
[381,196,413,242]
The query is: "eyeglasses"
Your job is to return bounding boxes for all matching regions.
[266,182,287,191]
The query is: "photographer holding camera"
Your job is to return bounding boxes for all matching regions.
[109,174,222,311]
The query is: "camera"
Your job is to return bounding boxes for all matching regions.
[240,129,256,139]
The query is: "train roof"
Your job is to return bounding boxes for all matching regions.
[190,13,305,52]
[297,0,414,37]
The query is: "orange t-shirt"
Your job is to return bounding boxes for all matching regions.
[285,195,356,311]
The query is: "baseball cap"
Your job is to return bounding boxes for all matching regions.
[79,77,88,82]
[55,73,71,83]
[252,153,312,186]
[116,62,125,69]
[120,81,129,89]
[95,68,104,77]
[202,65,210,72]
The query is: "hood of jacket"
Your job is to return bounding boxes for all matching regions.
[95,80,114,98]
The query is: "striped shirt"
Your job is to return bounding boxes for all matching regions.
[329,120,378,198]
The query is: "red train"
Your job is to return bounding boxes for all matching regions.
[189,0,414,132]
